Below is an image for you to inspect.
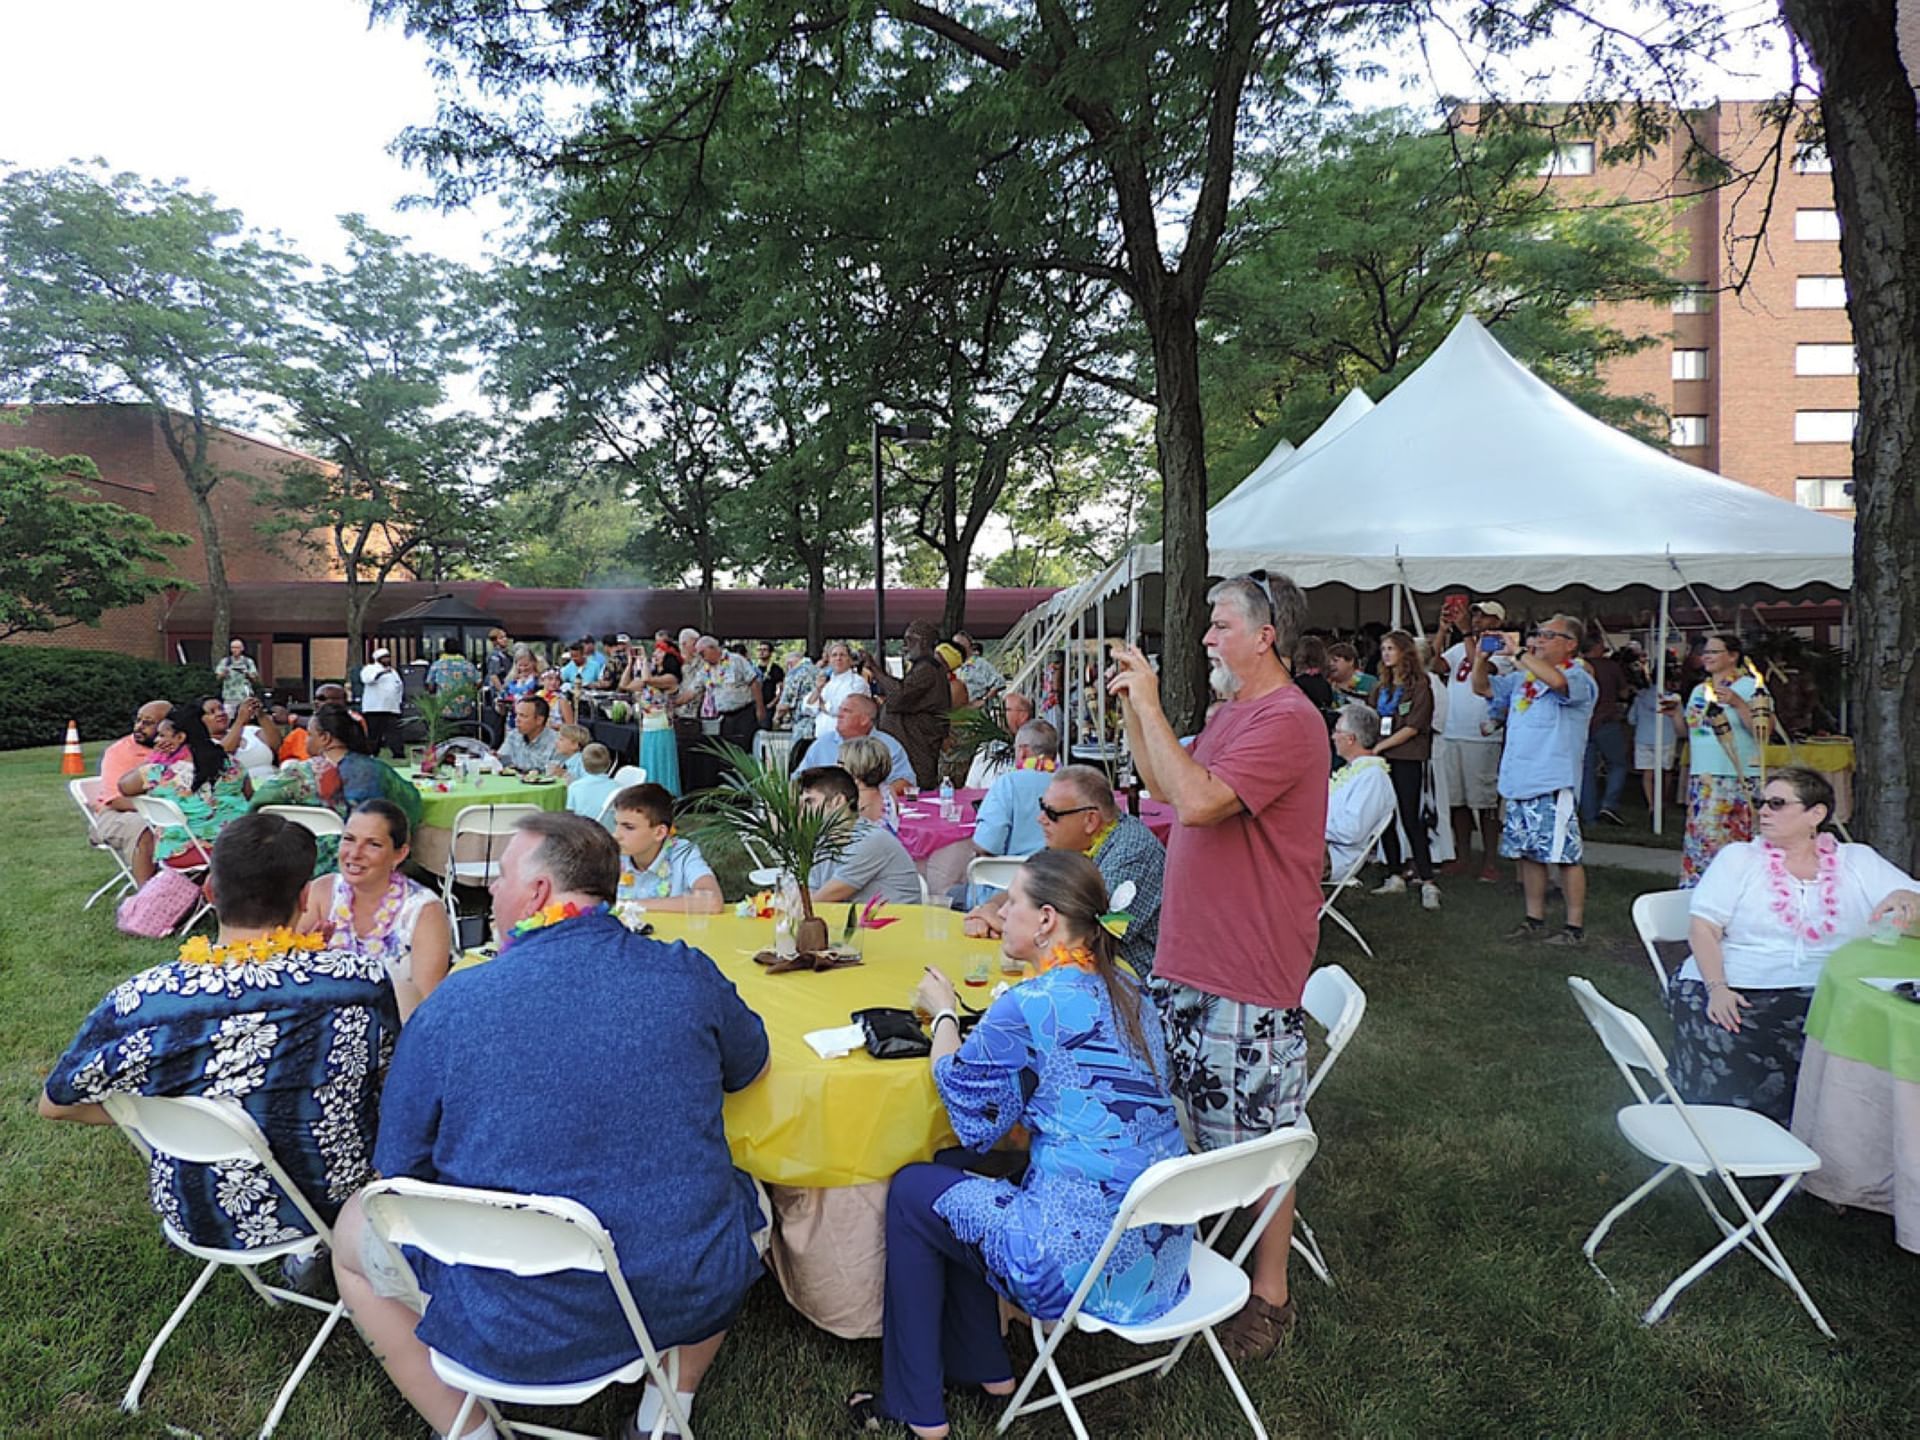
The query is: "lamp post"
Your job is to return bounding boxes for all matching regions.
[872,419,935,662]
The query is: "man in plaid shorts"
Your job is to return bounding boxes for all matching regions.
[1107,569,1328,1360]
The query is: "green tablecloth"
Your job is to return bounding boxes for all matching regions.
[403,768,569,829]
[1804,937,1920,1083]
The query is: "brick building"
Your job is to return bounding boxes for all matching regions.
[1531,100,1860,515]
[1,404,338,675]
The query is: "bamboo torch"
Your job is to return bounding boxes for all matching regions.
[1744,658,1775,787]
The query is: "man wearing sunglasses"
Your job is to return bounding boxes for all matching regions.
[1107,569,1328,1361]
[962,763,1165,978]
[1470,614,1598,945]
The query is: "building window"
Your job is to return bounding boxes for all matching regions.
[1794,209,1841,242]
[1795,410,1858,443]
[1795,478,1854,510]
[1796,275,1847,308]
[1538,141,1595,177]
[1795,342,1858,376]
[1671,349,1709,381]
[1671,415,1709,447]
[1793,143,1832,174]
[1671,284,1711,314]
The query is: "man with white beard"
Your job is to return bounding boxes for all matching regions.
[1107,570,1328,1364]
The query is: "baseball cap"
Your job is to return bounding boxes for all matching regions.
[615,633,632,644]
[1471,601,1507,621]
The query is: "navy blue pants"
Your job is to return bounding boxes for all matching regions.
[879,1162,1015,1430]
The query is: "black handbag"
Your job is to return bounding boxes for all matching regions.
[850,1007,932,1060]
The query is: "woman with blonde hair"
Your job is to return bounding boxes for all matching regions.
[850,849,1189,1438]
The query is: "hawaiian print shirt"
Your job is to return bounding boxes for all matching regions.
[426,655,483,718]
[44,947,399,1249]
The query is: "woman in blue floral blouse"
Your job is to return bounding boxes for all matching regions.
[850,850,1190,1438]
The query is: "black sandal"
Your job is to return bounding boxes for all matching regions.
[846,1392,914,1435]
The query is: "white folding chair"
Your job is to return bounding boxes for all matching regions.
[100,1094,349,1438]
[442,803,542,922]
[257,804,347,840]
[1631,889,1693,996]
[1316,808,1395,957]
[966,854,1027,894]
[359,1178,694,1440]
[1290,965,1368,1288]
[995,1127,1319,1440]
[611,765,648,789]
[1564,976,1833,1337]
[753,730,794,771]
[128,793,215,934]
[70,778,139,911]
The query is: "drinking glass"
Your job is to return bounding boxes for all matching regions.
[921,902,954,943]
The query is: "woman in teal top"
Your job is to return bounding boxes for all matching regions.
[1672,633,1762,887]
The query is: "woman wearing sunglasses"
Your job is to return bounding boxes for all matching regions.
[1670,767,1919,1124]
[1663,632,1763,887]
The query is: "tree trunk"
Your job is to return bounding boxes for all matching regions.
[182,478,233,660]
[805,553,827,658]
[943,540,969,637]
[1778,0,1920,874]
[345,575,371,677]
[1149,300,1213,736]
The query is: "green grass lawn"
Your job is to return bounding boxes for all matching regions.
[4,744,1916,1437]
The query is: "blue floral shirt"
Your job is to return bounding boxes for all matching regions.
[43,947,399,1250]
[932,968,1191,1323]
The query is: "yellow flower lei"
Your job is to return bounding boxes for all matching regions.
[178,927,326,968]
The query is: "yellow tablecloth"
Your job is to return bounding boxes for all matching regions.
[651,908,1003,1187]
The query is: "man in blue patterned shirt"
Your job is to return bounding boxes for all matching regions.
[962,763,1166,977]
[39,813,399,1251]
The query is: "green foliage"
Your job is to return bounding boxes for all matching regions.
[0,446,189,641]
[0,647,209,751]
[680,741,854,921]
[948,697,1014,770]
[411,683,477,747]
[1200,109,1683,493]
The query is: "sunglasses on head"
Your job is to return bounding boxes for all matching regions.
[1038,800,1098,823]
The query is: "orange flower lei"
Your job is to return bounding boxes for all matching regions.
[179,928,326,968]
[1037,943,1100,975]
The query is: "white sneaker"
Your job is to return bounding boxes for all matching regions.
[1421,882,1442,911]
[1372,875,1407,896]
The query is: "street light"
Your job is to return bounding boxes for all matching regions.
[873,418,936,661]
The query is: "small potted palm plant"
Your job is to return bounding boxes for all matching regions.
[684,741,855,956]
[412,683,475,774]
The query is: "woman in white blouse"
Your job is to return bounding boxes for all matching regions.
[1674,767,1920,1124]
[802,642,871,726]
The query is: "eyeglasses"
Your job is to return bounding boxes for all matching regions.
[1530,628,1578,643]
[1757,796,1806,811]
[1038,800,1099,823]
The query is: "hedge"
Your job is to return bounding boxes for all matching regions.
[0,646,213,752]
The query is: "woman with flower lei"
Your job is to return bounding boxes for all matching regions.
[849,851,1189,1437]
[1663,632,1764,888]
[1670,766,1920,1124]
[297,800,451,1021]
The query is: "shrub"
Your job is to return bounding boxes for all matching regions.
[0,646,211,751]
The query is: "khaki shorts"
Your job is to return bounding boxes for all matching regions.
[91,807,151,866]
[1439,739,1502,812]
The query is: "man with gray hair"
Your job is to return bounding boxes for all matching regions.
[677,634,766,790]
[964,690,1035,789]
[964,763,1167,976]
[795,691,914,791]
[1108,569,1328,1359]
[1326,703,1395,880]
[1471,612,1598,945]
[971,717,1062,860]
[334,812,770,1440]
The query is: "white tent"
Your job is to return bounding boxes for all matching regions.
[1207,386,1373,525]
[1133,314,1853,599]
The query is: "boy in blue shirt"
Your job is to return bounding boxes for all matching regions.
[613,782,723,912]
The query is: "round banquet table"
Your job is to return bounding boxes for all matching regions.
[1790,934,1920,1251]
[401,767,570,875]
[656,905,1006,1337]
[898,787,1178,897]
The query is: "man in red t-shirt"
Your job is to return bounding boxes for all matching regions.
[1109,569,1327,1361]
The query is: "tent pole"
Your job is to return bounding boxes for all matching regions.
[1391,584,1403,631]
[1095,586,1109,759]
[1126,547,1140,649]
[1654,589,1671,836]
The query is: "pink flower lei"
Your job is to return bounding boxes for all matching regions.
[1762,833,1840,941]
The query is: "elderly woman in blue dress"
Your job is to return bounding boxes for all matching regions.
[849,849,1190,1438]
[1672,766,1920,1125]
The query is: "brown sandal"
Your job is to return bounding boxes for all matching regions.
[1218,1295,1296,1362]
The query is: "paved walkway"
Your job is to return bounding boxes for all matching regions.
[1585,841,1681,877]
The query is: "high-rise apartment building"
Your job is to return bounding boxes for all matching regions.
[1531,101,1859,515]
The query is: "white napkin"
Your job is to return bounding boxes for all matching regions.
[804,1023,867,1059]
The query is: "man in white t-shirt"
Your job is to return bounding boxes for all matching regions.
[1431,600,1513,882]
[359,646,406,759]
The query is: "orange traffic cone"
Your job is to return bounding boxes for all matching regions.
[60,719,85,775]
